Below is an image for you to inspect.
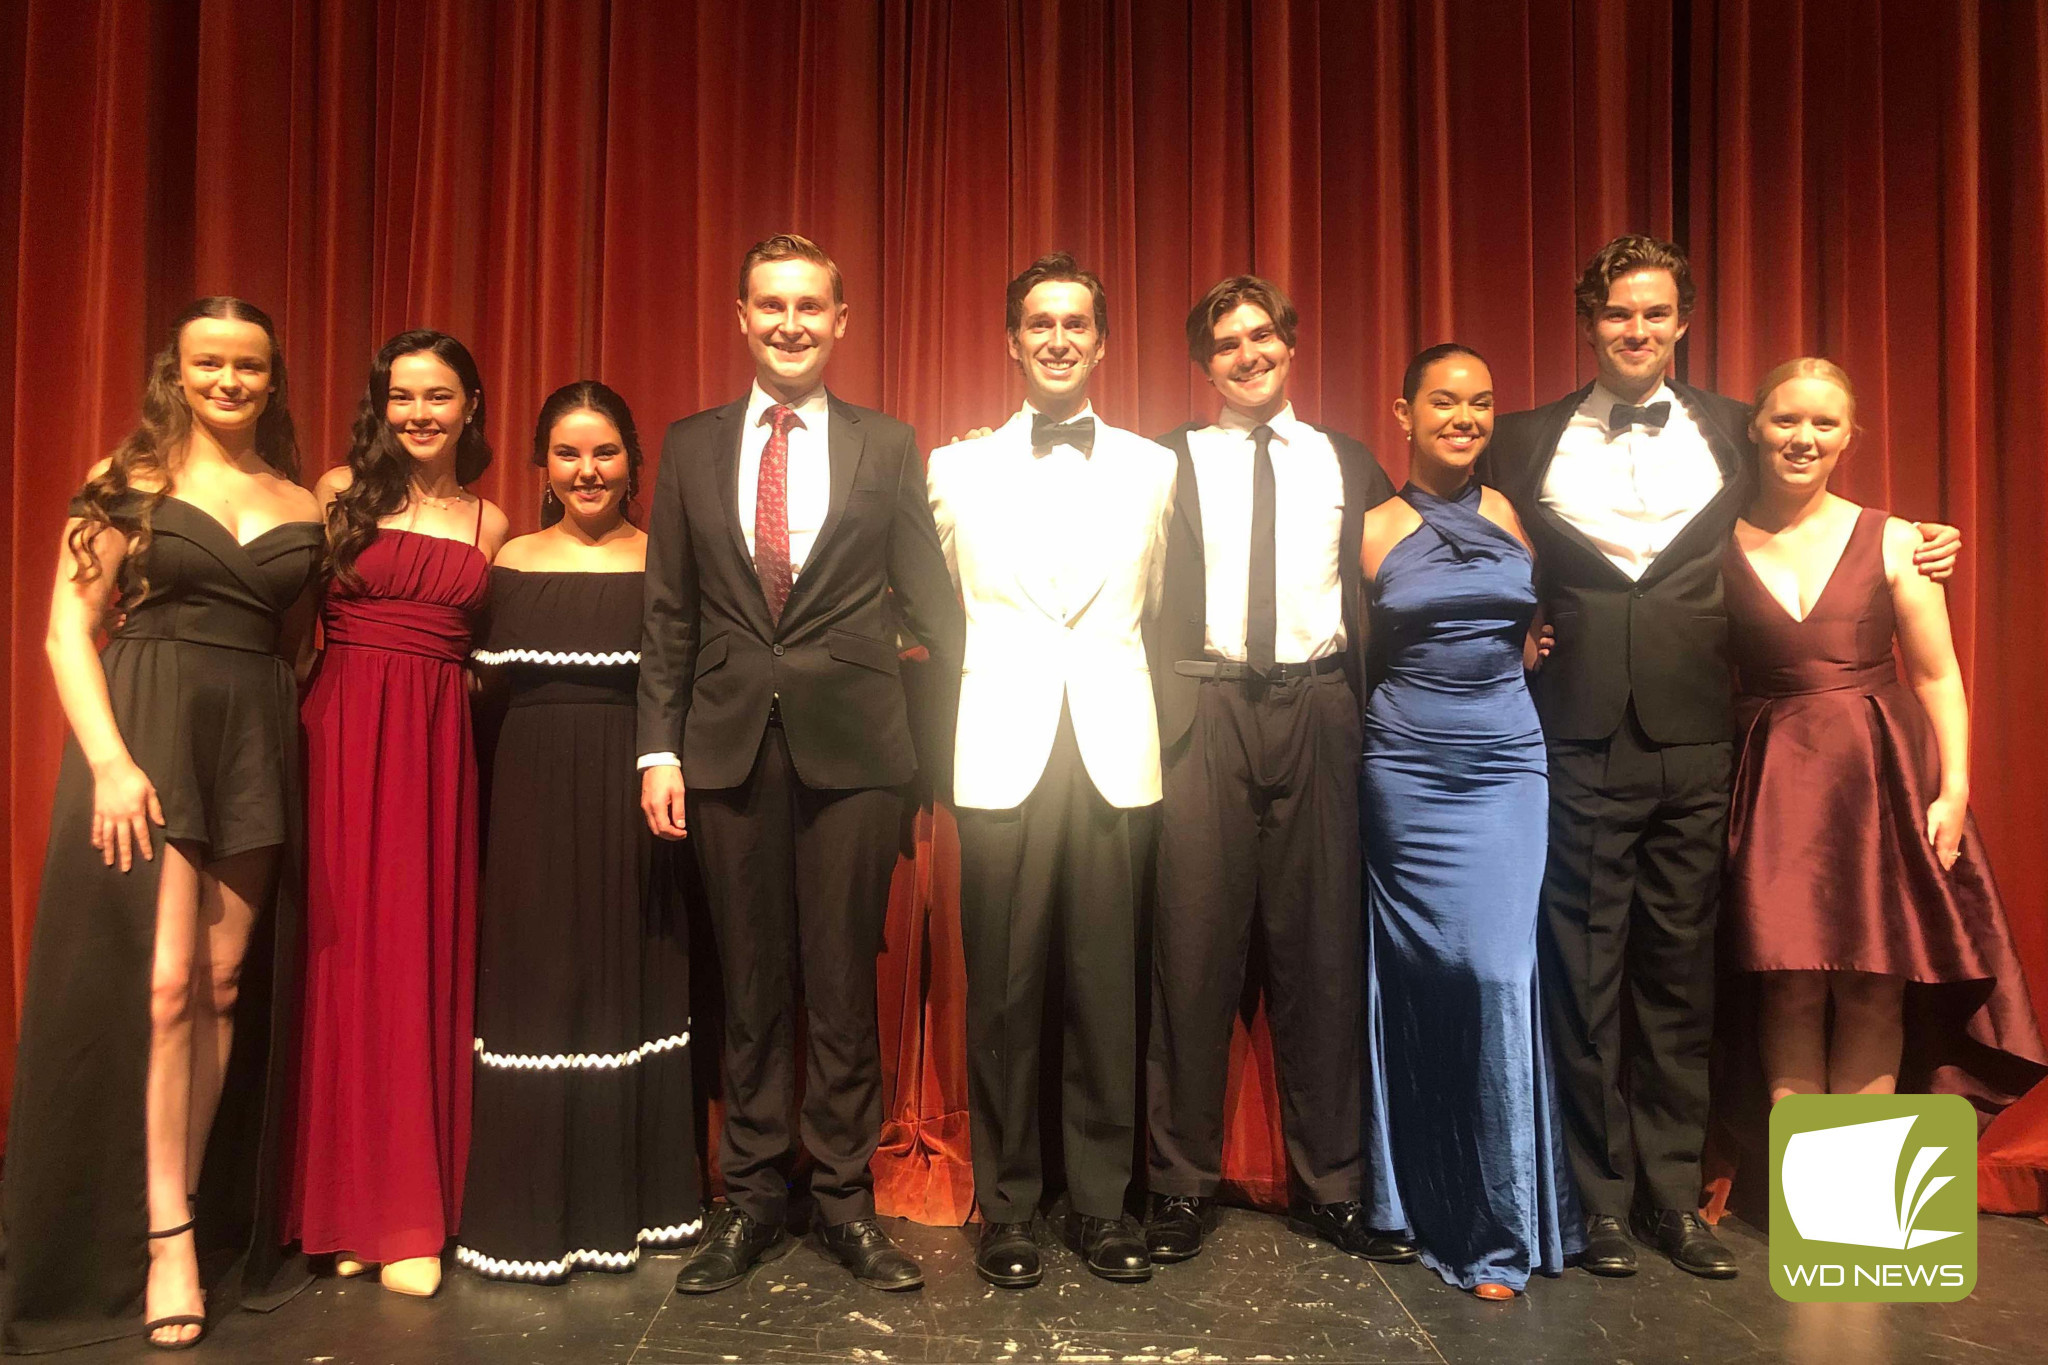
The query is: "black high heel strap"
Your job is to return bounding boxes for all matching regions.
[148,1220,195,1240]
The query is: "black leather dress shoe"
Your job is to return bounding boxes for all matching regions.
[1287,1201,1419,1264]
[1068,1214,1152,1282]
[820,1217,924,1291]
[1634,1208,1739,1279]
[673,1207,791,1293]
[1143,1193,1214,1263]
[975,1221,1042,1289]
[1577,1214,1638,1277]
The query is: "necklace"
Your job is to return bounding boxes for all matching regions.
[411,486,469,510]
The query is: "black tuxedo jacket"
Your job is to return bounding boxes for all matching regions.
[637,392,964,790]
[1480,377,1753,746]
[1151,420,1396,748]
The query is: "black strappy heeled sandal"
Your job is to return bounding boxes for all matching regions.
[144,1220,208,1351]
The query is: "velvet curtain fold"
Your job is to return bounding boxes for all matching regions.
[3,0,2041,1222]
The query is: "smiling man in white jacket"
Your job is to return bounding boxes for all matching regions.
[926,251,1175,1292]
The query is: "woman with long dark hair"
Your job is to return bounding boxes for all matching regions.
[456,381,703,1282]
[283,329,507,1298]
[3,298,322,1351]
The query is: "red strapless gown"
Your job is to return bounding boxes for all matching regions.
[1720,507,2045,1104]
[284,529,489,1262]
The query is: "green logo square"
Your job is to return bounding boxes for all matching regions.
[1769,1093,1977,1302]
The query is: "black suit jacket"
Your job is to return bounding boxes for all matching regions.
[1151,420,1397,748]
[637,392,964,791]
[1480,377,1753,746]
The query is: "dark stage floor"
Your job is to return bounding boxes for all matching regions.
[51,1208,2048,1364]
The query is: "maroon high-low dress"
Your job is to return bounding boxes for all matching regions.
[1721,506,2046,1107]
[285,520,489,1263]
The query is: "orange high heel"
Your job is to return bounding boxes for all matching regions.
[1471,1281,1517,1301]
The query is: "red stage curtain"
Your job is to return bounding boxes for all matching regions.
[2,0,2040,1222]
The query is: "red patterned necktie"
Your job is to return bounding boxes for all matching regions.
[755,403,803,625]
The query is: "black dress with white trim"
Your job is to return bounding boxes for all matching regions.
[458,567,703,1282]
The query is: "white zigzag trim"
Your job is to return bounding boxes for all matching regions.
[472,1031,689,1070]
[470,647,639,666]
[455,1220,706,1281]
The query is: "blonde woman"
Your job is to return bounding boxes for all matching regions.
[1721,358,2045,1108]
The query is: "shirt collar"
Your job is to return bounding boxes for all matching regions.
[1020,399,1096,424]
[1215,401,1297,443]
[747,380,830,426]
[1585,379,1676,422]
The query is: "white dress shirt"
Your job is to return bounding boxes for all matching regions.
[1185,403,1347,663]
[1539,380,1723,580]
[738,380,831,574]
[1020,402,1102,620]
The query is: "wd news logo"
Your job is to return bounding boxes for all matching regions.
[1769,1094,1977,1302]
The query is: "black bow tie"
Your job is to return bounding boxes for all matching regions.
[1031,412,1096,456]
[1607,400,1671,433]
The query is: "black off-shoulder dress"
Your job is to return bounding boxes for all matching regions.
[2,492,319,1353]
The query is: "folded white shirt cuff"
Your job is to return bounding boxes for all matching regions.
[636,752,681,770]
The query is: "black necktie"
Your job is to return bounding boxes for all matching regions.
[1247,424,1277,675]
[1607,400,1671,433]
[1031,412,1096,456]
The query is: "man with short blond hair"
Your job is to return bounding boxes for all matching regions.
[638,232,961,1294]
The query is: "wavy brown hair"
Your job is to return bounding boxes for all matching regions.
[326,329,491,588]
[532,380,643,529]
[1573,234,1698,322]
[67,297,300,604]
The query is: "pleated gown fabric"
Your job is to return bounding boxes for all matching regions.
[456,568,702,1281]
[284,527,488,1263]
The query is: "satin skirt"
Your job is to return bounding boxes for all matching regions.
[1360,722,1581,1290]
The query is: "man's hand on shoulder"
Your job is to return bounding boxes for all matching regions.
[1911,520,1962,582]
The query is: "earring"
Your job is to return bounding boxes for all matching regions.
[540,482,561,512]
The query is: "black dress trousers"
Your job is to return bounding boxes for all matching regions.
[957,704,1150,1224]
[687,724,903,1226]
[1538,701,1733,1218]
[1146,668,1365,1204]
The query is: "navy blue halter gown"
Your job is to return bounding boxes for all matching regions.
[1360,481,1580,1291]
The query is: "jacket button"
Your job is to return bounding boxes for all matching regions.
[772,644,785,656]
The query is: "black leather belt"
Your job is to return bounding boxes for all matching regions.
[1173,655,1344,682]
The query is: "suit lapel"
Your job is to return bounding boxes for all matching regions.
[1008,435,1070,624]
[1165,426,1204,551]
[808,396,864,568]
[1524,384,1637,585]
[1527,383,1592,505]
[1636,379,1750,589]
[712,401,753,576]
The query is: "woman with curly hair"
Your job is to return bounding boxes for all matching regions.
[282,330,507,1299]
[3,298,323,1351]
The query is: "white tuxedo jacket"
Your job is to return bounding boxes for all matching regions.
[927,407,1176,811]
